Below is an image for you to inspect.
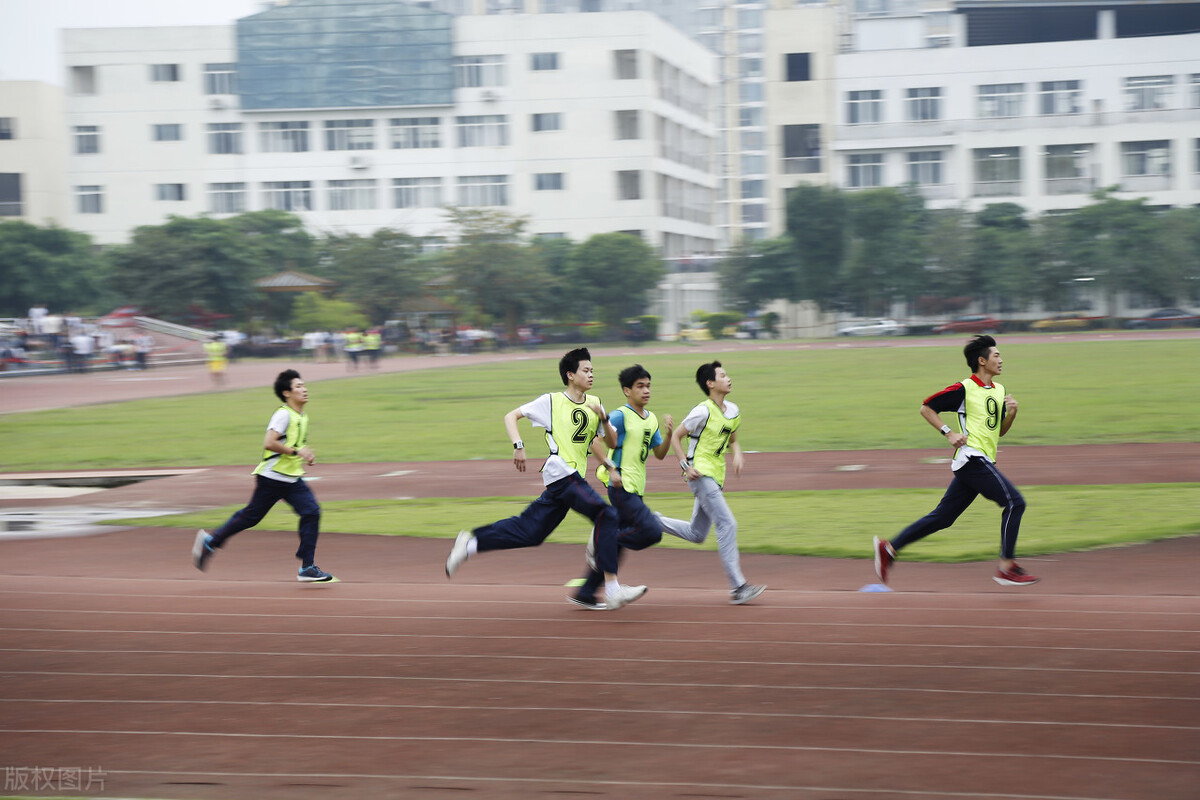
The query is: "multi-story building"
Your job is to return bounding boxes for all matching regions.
[62,1,719,259]
[0,81,69,225]
[832,0,1200,214]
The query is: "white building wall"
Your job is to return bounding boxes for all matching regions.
[0,81,68,225]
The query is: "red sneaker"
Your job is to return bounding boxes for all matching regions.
[994,563,1039,586]
[873,536,895,584]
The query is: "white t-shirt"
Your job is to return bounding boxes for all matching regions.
[520,393,576,486]
[681,399,739,436]
[258,407,300,483]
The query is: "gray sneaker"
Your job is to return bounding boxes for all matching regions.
[730,583,766,605]
[445,530,473,578]
[192,529,214,571]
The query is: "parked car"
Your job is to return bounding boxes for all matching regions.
[1029,312,1104,331]
[835,318,908,337]
[933,314,1003,335]
[1125,308,1200,329]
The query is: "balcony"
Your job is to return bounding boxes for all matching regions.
[783,156,822,174]
[1121,175,1172,192]
[973,180,1020,197]
[1044,177,1093,195]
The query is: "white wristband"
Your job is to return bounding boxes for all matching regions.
[939,424,952,435]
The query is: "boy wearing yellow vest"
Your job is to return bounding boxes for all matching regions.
[444,348,647,611]
[568,364,677,609]
[874,334,1037,587]
[662,361,766,605]
[192,369,336,583]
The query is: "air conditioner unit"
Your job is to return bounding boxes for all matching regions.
[349,155,370,170]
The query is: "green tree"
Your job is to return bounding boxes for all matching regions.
[0,221,110,316]
[319,228,425,325]
[969,203,1036,312]
[1062,190,1162,316]
[785,183,846,309]
[718,237,798,311]
[290,292,368,332]
[844,187,927,315]
[1149,207,1200,305]
[566,232,664,330]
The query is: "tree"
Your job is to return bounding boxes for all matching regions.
[566,232,664,330]
[785,183,847,309]
[969,202,1036,312]
[844,187,928,315]
[718,237,798,312]
[1062,190,1162,316]
[0,221,110,316]
[290,291,367,332]
[319,228,425,325]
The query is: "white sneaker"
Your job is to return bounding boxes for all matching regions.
[445,530,473,578]
[585,524,597,572]
[605,584,647,611]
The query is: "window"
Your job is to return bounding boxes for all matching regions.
[847,153,883,188]
[974,147,1021,195]
[1121,141,1171,177]
[531,52,560,71]
[1191,75,1200,108]
[263,181,312,211]
[738,106,764,127]
[204,63,236,95]
[1044,144,1092,194]
[738,33,763,53]
[783,124,821,174]
[531,113,562,132]
[742,203,766,224]
[152,124,182,142]
[70,66,97,95]
[390,117,440,149]
[785,53,811,82]
[208,183,246,214]
[1039,80,1082,115]
[741,179,765,199]
[393,177,442,209]
[741,154,765,174]
[977,84,1023,118]
[614,49,638,79]
[739,82,764,103]
[155,183,186,201]
[208,123,243,154]
[456,115,508,147]
[0,118,14,139]
[615,110,640,140]
[150,64,181,82]
[739,58,763,79]
[617,170,642,200]
[1196,139,1200,174]
[325,119,375,151]
[0,173,21,216]
[1123,76,1174,111]
[455,55,505,88]
[907,150,943,185]
[457,175,508,207]
[846,90,882,124]
[74,125,100,155]
[906,87,941,121]
[740,130,765,150]
[259,121,309,153]
[534,173,564,191]
[738,8,763,27]
[75,185,103,214]
[327,179,377,211]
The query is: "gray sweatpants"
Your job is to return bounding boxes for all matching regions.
[657,475,746,590]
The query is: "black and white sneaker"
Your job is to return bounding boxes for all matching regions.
[730,583,766,605]
[567,593,606,611]
[298,564,337,583]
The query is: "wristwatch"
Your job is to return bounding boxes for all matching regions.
[939,425,952,435]
[513,441,524,450]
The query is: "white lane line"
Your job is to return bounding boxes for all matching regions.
[3,648,1195,677]
[44,767,1145,800]
[4,698,1196,731]
[9,607,1198,634]
[5,728,1197,765]
[4,627,1192,655]
[3,671,1195,702]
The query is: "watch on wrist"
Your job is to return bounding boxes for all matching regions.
[939,425,952,435]
[513,441,524,450]
[291,448,300,456]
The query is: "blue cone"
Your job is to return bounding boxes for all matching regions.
[859,583,893,593]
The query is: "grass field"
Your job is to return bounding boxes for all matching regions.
[2,338,1195,470]
[119,483,1200,562]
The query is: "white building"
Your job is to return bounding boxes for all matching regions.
[832,0,1200,214]
[0,81,69,225]
[62,1,719,257]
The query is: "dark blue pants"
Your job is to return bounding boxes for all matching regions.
[209,475,322,565]
[473,473,620,574]
[575,485,663,599]
[892,457,1026,560]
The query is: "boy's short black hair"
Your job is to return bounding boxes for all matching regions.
[618,364,651,389]
[274,369,301,402]
[964,335,996,371]
[695,361,722,394]
[559,347,591,386]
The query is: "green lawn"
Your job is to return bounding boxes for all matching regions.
[2,338,1196,470]
[120,483,1199,562]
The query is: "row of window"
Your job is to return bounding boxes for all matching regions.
[71,111,704,156]
[71,171,657,215]
[845,75,1200,124]
[843,140,1200,192]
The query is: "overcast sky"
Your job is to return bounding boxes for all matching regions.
[1,0,266,85]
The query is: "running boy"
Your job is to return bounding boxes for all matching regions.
[192,369,336,583]
[444,348,647,611]
[660,361,766,605]
[873,334,1037,587]
[569,364,676,610]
